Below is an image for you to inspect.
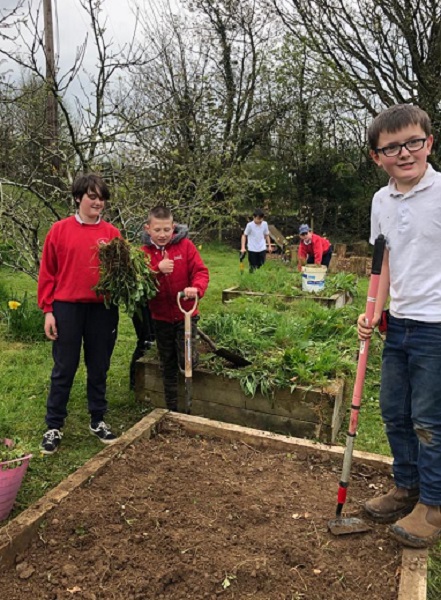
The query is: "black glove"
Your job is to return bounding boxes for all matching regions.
[239,251,246,262]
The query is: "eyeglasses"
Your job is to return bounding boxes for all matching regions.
[375,138,427,157]
[299,232,308,237]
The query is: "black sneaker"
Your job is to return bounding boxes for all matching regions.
[89,421,117,444]
[41,429,63,455]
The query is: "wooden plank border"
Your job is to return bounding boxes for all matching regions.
[0,409,168,569]
[0,411,428,599]
[222,286,351,308]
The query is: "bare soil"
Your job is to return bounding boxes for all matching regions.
[0,419,401,600]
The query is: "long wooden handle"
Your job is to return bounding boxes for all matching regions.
[184,313,192,378]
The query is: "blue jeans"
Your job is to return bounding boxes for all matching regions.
[380,315,441,505]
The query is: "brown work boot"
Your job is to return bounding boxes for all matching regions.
[391,503,441,548]
[364,486,419,523]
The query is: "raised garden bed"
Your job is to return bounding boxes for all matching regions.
[0,410,427,600]
[222,285,352,308]
[329,256,373,276]
[136,357,347,443]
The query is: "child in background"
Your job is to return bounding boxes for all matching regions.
[241,208,272,272]
[142,207,209,412]
[358,104,441,548]
[297,224,333,271]
[38,174,121,454]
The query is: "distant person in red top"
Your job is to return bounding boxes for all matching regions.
[141,206,209,412]
[38,174,121,455]
[297,224,333,271]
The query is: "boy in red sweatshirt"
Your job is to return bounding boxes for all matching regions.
[141,206,209,411]
[38,174,121,454]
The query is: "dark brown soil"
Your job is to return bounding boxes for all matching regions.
[0,419,401,600]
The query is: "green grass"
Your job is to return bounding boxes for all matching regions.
[0,295,147,514]
[1,245,440,597]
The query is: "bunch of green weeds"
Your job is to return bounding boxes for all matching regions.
[93,238,157,317]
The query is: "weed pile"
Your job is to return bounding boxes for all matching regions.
[93,238,157,317]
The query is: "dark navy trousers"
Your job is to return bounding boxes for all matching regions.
[130,304,155,389]
[45,301,119,429]
[154,317,199,411]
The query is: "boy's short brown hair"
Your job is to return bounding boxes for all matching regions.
[367,104,432,151]
[147,206,173,222]
[72,173,110,204]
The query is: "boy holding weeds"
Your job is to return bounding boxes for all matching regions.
[142,206,209,412]
[358,104,441,548]
[38,174,121,454]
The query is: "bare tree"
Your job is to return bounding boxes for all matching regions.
[114,0,287,235]
[0,0,146,277]
[272,0,441,158]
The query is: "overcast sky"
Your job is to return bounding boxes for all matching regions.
[49,0,140,81]
[0,0,142,94]
[52,0,139,71]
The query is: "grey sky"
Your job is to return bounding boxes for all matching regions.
[0,0,139,93]
[52,0,139,75]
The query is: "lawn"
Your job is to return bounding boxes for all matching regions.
[0,243,440,597]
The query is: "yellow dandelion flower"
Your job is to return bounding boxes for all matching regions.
[198,244,203,250]
[8,301,21,310]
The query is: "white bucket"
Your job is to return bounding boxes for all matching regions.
[301,265,327,293]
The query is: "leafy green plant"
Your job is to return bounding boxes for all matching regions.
[0,291,44,342]
[0,438,31,469]
[322,272,358,297]
[93,237,158,317]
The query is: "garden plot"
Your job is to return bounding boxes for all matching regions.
[0,412,427,600]
[223,264,356,308]
[136,302,357,443]
[222,285,351,308]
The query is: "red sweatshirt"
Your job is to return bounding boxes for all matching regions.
[142,236,209,323]
[298,233,331,265]
[38,216,121,313]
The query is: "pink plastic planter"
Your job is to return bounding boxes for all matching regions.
[0,439,32,521]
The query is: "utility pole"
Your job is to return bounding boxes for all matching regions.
[43,0,59,170]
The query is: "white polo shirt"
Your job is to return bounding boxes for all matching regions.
[244,220,269,252]
[370,164,441,321]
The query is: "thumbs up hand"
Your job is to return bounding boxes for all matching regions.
[159,250,174,274]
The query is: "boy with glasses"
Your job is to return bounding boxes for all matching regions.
[358,104,441,548]
[38,174,121,454]
[297,224,333,271]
